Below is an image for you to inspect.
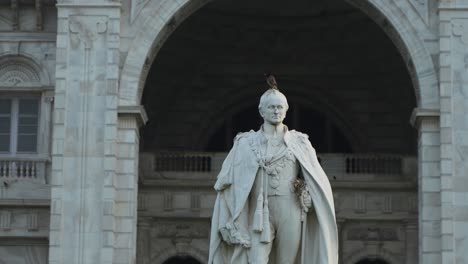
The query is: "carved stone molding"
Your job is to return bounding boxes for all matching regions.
[409,0,429,24]
[131,0,151,23]
[0,55,50,89]
[0,63,39,85]
[452,20,468,45]
[69,15,108,49]
[118,105,149,127]
[410,108,439,128]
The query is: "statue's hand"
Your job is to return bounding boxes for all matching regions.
[301,190,312,213]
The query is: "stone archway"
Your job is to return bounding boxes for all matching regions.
[119,1,440,263]
[119,0,438,108]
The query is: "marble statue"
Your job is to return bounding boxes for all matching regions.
[208,84,338,264]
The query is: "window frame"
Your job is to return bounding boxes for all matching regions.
[0,95,41,156]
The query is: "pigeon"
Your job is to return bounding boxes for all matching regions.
[265,73,278,90]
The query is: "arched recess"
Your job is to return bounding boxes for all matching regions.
[151,247,207,264]
[344,247,401,264]
[0,54,51,88]
[119,0,438,110]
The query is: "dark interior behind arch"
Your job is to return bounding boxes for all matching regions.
[141,0,416,154]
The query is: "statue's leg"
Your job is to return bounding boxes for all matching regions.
[273,196,302,264]
[249,225,274,264]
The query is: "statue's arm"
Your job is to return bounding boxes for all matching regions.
[213,138,240,191]
[296,132,317,212]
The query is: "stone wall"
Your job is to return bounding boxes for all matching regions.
[0,1,56,264]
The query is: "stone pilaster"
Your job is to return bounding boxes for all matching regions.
[410,109,441,264]
[115,106,146,264]
[439,2,468,263]
[337,218,346,264]
[404,220,418,264]
[49,2,121,264]
[136,219,151,264]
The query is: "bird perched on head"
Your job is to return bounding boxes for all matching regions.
[264,73,278,90]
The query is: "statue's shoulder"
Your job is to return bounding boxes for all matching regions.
[289,130,309,141]
[289,130,314,149]
[234,130,256,143]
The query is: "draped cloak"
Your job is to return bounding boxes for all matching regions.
[208,129,338,264]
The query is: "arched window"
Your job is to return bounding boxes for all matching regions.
[0,55,51,157]
[162,256,201,264]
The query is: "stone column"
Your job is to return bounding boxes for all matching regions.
[410,109,441,264]
[439,2,468,263]
[49,2,122,264]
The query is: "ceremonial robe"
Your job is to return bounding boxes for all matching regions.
[208,129,338,264]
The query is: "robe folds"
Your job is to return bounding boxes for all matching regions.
[208,129,338,264]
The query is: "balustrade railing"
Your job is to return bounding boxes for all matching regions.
[155,153,212,172]
[141,152,416,181]
[0,158,47,182]
[344,155,402,175]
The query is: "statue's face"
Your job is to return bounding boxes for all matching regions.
[260,94,287,125]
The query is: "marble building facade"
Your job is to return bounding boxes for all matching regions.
[0,0,463,263]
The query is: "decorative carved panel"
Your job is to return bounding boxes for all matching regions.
[347,227,398,241]
[0,61,41,85]
[354,194,366,213]
[0,211,11,230]
[69,15,108,49]
[383,195,392,214]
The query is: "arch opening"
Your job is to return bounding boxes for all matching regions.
[133,0,427,263]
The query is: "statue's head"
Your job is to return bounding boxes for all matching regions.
[258,89,289,125]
